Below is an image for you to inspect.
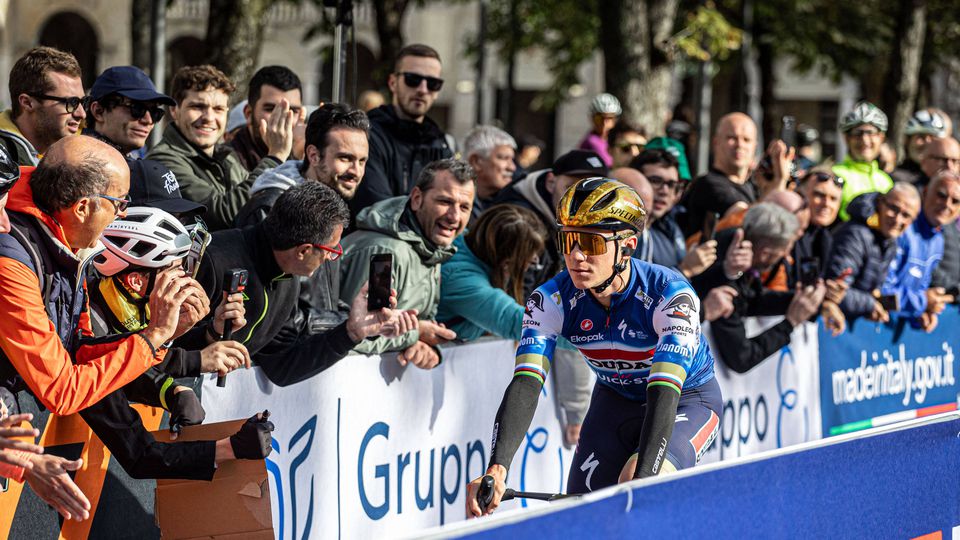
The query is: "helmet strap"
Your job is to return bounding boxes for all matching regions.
[592,238,629,294]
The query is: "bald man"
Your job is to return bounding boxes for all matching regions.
[681,112,759,237]
[919,137,960,187]
[885,171,960,332]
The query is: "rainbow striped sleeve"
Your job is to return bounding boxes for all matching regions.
[646,362,687,395]
[513,353,550,385]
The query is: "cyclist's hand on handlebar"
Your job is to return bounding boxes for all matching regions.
[465,465,507,518]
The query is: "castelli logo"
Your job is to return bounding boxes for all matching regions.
[580,319,594,331]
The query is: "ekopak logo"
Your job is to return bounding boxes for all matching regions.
[580,319,593,331]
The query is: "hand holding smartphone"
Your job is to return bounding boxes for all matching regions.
[368,254,393,311]
[700,212,719,245]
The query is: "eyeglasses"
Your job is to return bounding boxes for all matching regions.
[98,193,131,215]
[647,175,681,191]
[807,171,845,188]
[557,230,633,256]
[312,241,343,260]
[615,142,644,153]
[926,155,960,168]
[29,93,88,114]
[879,198,915,221]
[848,127,882,138]
[118,100,165,123]
[398,72,444,92]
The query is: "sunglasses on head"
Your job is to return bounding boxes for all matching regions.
[808,171,845,188]
[398,72,444,92]
[557,230,633,256]
[119,100,165,123]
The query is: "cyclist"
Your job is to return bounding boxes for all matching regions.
[466,178,722,516]
[578,93,622,167]
[833,101,893,221]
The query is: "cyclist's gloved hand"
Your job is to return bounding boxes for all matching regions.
[168,388,205,434]
[229,410,275,459]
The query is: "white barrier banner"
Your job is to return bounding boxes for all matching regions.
[701,319,822,463]
[202,339,574,539]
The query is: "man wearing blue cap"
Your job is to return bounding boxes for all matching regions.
[86,66,175,157]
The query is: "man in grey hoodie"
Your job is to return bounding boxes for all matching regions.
[235,103,370,330]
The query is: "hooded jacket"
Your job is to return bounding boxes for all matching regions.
[0,110,40,166]
[339,196,457,354]
[349,105,452,215]
[825,192,899,318]
[146,124,280,230]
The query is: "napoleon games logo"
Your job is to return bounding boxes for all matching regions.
[580,319,594,331]
[663,293,696,323]
[525,291,545,317]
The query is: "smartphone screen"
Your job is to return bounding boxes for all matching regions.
[878,294,900,312]
[781,116,797,150]
[799,256,820,286]
[700,212,719,244]
[368,253,393,311]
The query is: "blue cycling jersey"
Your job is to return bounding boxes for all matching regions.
[515,258,715,401]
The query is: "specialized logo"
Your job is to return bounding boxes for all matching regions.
[162,170,180,194]
[580,452,600,491]
[525,291,545,317]
[580,319,594,331]
[618,319,628,340]
[663,292,696,323]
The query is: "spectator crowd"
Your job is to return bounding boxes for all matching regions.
[1,43,959,523]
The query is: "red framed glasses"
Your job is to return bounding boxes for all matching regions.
[312,242,343,260]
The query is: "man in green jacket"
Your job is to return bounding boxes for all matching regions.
[339,159,475,368]
[833,101,894,221]
[147,65,295,230]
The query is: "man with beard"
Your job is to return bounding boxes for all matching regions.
[462,125,516,225]
[350,44,453,214]
[235,103,369,330]
[0,47,86,165]
[339,159,475,369]
[230,66,305,171]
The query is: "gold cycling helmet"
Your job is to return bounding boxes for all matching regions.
[556,177,646,233]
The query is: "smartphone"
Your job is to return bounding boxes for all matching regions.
[182,222,212,278]
[799,256,820,286]
[878,294,900,312]
[781,115,797,150]
[700,212,719,245]
[367,253,393,311]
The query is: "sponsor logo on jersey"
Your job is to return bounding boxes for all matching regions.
[585,358,653,371]
[551,291,562,306]
[522,319,541,328]
[570,290,585,309]
[661,324,692,335]
[525,291,545,317]
[580,319,594,331]
[569,333,604,343]
[663,292,696,323]
[656,342,692,356]
[634,288,654,309]
[519,337,538,346]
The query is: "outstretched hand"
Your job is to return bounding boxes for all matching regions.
[346,282,419,342]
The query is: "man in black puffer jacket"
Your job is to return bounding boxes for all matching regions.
[823,184,920,322]
[349,44,453,216]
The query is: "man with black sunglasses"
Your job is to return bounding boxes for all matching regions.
[0,47,86,166]
[350,44,454,217]
[86,66,174,158]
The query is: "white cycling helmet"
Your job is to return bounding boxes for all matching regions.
[95,206,191,277]
[904,109,947,137]
[590,93,622,116]
[838,101,888,133]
